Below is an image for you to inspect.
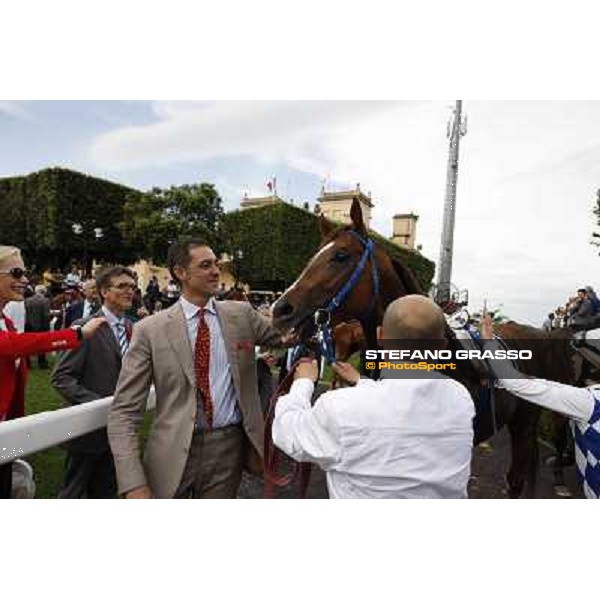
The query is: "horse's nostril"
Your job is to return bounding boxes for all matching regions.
[273,300,294,319]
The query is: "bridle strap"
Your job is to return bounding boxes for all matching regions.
[316,231,379,364]
[324,232,378,313]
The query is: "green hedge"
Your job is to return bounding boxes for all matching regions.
[0,167,142,270]
[0,168,435,290]
[221,203,434,291]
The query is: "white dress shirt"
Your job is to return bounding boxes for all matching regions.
[2,304,23,370]
[4,301,25,333]
[82,299,94,318]
[101,305,128,347]
[179,296,241,429]
[272,372,475,499]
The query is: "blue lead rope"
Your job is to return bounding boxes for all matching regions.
[318,321,337,364]
[465,324,498,434]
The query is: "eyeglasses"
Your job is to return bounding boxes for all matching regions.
[0,267,26,279]
[109,283,137,291]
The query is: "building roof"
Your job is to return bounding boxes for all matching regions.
[318,188,374,208]
[240,194,283,208]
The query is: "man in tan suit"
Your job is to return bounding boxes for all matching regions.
[107,238,284,499]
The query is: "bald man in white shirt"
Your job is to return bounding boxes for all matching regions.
[272,295,475,499]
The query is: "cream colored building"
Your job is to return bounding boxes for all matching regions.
[128,259,171,292]
[240,192,283,210]
[129,257,237,293]
[316,184,373,229]
[391,213,419,250]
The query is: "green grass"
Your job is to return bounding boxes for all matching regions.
[23,355,153,498]
[24,356,68,498]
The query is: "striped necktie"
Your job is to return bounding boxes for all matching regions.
[115,318,129,356]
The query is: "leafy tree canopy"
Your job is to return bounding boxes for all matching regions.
[120,183,225,263]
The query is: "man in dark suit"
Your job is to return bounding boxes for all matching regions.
[64,279,99,327]
[24,284,52,368]
[52,266,136,498]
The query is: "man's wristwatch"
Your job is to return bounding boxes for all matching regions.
[71,325,83,341]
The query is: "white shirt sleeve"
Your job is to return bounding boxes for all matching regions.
[482,339,595,423]
[272,378,343,470]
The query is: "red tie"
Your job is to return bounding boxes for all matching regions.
[194,308,214,429]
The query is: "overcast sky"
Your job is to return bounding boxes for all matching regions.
[1,100,599,326]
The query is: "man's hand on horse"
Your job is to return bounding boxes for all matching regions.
[260,351,278,367]
[480,312,494,340]
[125,485,154,499]
[331,361,360,386]
[294,359,319,382]
[280,330,300,346]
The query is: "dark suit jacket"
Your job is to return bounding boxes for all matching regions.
[64,301,85,328]
[51,310,132,454]
[24,294,51,331]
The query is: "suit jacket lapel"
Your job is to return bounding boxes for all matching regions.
[166,303,196,387]
[93,309,122,360]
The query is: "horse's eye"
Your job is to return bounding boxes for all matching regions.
[333,250,350,262]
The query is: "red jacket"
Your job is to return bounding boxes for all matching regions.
[0,318,80,420]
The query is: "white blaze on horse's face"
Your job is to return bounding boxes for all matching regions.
[286,241,335,293]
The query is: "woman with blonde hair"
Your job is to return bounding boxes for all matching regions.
[0,245,106,498]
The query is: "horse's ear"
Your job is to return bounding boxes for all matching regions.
[350,198,367,236]
[319,215,337,240]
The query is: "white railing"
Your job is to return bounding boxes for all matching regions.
[0,389,156,465]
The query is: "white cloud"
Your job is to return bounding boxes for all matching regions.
[0,101,31,120]
[88,101,404,172]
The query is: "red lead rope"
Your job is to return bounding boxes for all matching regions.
[263,358,314,498]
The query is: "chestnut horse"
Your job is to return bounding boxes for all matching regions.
[272,199,578,498]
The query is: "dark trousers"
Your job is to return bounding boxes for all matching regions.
[58,451,117,499]
[0,462,12,499]
[174,424,244,499]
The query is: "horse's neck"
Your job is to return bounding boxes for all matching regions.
[376,259,406,313]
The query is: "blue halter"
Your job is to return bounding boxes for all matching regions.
[314,230,380,364]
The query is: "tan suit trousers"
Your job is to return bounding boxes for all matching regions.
[174,424,244,499]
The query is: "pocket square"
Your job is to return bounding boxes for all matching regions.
[233,339,253,352]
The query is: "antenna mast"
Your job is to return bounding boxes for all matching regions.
[436,100,467,305]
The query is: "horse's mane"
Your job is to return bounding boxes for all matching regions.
[389,256,423,296]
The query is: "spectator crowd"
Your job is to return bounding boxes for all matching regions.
[543,285,600,331]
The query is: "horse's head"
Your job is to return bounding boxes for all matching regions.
[272,198,417,340]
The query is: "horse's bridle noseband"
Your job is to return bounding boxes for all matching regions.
[314,230,380,363]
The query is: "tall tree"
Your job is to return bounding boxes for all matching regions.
[120,183,225,263]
